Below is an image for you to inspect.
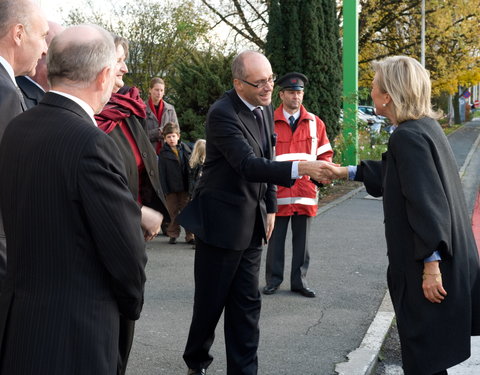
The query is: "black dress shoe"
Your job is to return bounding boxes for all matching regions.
[262,285,279,295]
[291,287,316,298]
[187,369,206,375]
[169,237,177,244]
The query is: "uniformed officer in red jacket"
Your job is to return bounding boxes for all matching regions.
[263,72,333,297]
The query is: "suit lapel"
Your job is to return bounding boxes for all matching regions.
[228,90,264,155]
[0,64,27,112]
[263,105,274,159]
[16,87,27,111]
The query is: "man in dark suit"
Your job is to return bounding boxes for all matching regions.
[16,21,64,109]
[179,50,328,375]
[0,0,49,291]
[0,24,147,374]
[14,75,44,108]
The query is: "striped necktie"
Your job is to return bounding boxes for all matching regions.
[289,115,296,132]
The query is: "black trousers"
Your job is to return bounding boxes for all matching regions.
[0,237,6,293]
[265,215,311,290]
[183,237,262,375]
[117,318,135,375]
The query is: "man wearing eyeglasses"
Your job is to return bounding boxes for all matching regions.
[179,51,330,375]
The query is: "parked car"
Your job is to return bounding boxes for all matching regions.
[358,105,377,116]
[358,105,393,133]
[358,109,382,133]
[340,109,379,130]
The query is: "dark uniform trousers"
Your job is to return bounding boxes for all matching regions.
[265,214,311,290]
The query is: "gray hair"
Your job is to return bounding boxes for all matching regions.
[231,50,262,80]
[47,24,115,87]
[0,0,36,37]
[113,34,129,59]
[372,56,440,123]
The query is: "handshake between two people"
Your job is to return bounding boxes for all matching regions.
[297,161,349,184]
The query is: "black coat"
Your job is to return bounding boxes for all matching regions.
[0,64,27,290]
[158,141,191,195]
[107,116,169,220]
[179,89,293,250]
[0,93,147,374]
[356,117,480,374]
[15,75,45,109]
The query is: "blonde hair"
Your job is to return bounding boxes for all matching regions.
[372,56,440,124]
[189,139,206,169]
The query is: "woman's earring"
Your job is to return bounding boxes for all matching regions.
[382,103,387,107]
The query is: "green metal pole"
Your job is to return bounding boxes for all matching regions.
[342,0,359,165]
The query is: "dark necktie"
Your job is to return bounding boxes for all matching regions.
[289,115,296,132]
[252,107,267,151]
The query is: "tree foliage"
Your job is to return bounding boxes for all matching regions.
[65,0,211,96]
[169,51,235,141]
[204,0,480,99]
[353,0,480,95]
[200,0,269,50]
[266,0,342,141]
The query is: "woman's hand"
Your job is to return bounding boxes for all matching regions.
[422,261,447,303]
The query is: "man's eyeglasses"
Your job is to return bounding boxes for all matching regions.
[239,74,277,89]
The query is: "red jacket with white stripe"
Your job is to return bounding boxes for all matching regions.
[274,104,333,216]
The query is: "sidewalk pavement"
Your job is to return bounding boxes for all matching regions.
[335,120,480,375]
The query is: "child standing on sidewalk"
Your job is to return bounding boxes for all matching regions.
[158,122,194,245]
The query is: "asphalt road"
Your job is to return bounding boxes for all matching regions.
[126,189,389,373]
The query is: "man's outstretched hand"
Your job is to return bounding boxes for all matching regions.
[298,161,347,182]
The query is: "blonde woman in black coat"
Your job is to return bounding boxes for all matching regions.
[322,56,480,375]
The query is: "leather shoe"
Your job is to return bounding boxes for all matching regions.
[262,285,278,295]
[291,287,316,298]
[187,369,206,375]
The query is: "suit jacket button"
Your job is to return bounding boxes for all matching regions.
[142,151,147,158]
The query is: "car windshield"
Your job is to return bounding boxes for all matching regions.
[359,106,375,116]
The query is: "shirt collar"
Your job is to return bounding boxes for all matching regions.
[283,108,300,122]
[0,56,17,87]
[49,90,97,127]
[237,93,261,112]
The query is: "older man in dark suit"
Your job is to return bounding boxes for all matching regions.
[16,21,64,109]
[0,0,48,291]
[0,24,147,374]
[179,50,328,375]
